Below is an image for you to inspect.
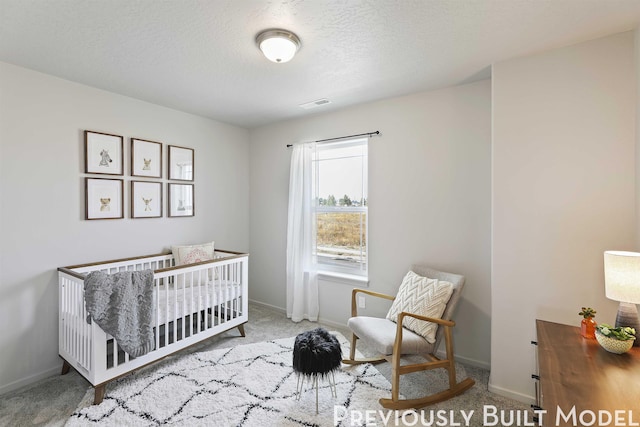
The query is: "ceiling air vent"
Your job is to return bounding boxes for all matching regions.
[299,98,331,110]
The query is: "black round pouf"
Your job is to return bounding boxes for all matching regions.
[293,328,342,377]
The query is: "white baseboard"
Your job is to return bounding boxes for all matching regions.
[487,381,536,405]
[0,365,60,397]
[317,315,349,330]
[248,299,286,314]
[435,350,491,370]
[248,299,349,330]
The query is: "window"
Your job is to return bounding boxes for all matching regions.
[313,138,368,277]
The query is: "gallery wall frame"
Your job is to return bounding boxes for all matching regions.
[168,145,194,181]
[131,181,162,219]
[131,138,162,178]
[168,183,194,217]
[85,130,124,175]
[86,177,124,220]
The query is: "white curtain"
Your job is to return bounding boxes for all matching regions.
[286,143,319,322]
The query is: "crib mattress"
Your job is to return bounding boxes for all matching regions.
[155,280,242,324]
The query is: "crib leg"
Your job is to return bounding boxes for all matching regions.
[237,324,246,337]
[61,360,71,375]
[94,384,106,405]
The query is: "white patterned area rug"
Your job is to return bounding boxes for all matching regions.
[66,332,395,426]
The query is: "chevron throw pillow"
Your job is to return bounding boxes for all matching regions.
[386,271,454,343]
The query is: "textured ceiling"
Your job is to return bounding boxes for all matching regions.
[1,0,640,129]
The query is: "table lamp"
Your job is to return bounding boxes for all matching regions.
[604,250,640,346]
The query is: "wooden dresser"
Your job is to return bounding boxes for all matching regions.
[535,319,640,426]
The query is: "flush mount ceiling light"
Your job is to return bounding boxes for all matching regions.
[256,29,300,63]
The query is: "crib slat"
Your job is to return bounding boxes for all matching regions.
[224,269,229,322]
[205,269,209,331]
[70,282,75,362]
[79,282,85,367]
[232,264,237,319]
[173,273,178,345]
[155,277,160,351]
[81,285,87,369]
[73,282,79,365]
[195,275,200,334]
[66,280,70,351]
[197,268,202,331]
[181,272,185,337]
[62,280,68,360]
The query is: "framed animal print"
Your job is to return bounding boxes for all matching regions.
[85,130,124,175]
[131,181,162,218]
[168,145,194,181]
[86,178,124,220]
[168,183,194,217]
[131,138,162,178]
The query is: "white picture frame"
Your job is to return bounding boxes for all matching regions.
[131,181,162,218]
[86,178,124,220]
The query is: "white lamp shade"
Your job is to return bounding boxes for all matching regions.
[604,251,640,304]
[256,29,300,63]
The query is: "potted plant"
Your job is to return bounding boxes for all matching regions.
[595,323,636,354]
[578,307,596,339]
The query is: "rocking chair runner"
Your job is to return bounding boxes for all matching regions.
[342,265,475,410]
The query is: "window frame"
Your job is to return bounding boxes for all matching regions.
[312,138,368,279]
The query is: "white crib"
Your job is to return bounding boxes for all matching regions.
[58,250,248,404]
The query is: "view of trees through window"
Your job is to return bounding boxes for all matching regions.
[313,139,367,273]
[317,195,367,207]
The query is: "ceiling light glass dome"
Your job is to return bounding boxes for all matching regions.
[256,29,300,63]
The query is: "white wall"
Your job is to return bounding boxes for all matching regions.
[249,80,492,367]
[636,28,640,246]
[0,62,250,394]
[491,32,636,402]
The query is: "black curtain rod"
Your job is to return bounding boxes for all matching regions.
[286,130,380,148]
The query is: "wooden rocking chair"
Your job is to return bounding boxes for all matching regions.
[342,265,475,410]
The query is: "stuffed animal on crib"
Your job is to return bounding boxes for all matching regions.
[142,197,152,211]
[99,149,113,167]
[142,158,151,170]
[99,198,111,212]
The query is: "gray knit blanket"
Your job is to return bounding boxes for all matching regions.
[84,269,156,357]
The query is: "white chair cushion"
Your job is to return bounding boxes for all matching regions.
[386,270,453,343]
[348,316,434,355]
